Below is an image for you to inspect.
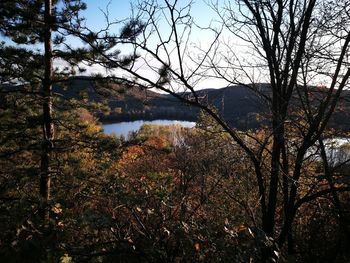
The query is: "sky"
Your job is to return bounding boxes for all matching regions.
[0,1,345,91]
[0,0,264,90]
[70,0,233,89]
[81,1,132,31]
[82,1,218,31]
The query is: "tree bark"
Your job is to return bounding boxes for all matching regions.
[40,0,54,224]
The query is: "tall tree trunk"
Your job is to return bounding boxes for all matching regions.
[264,111,284,236]
[40,0,53,224]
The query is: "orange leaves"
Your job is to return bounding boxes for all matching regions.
[194,242,200,252]
[144,136,168,149]
[51,203,63,215]
[118,136,168,166]
[121,145,145,162]
[57,221,64,228]
[117,136,172,178]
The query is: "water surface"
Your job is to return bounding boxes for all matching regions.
[103,119,196,138]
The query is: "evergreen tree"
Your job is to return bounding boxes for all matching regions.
[0,0,83,227]
[0,0,139,226]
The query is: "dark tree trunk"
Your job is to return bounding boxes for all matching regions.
[40,0,54,224]
[264,125,282,236]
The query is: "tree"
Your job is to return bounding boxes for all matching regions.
[0,0,140,226]
[85,0,350,258]
[0,0,77,225]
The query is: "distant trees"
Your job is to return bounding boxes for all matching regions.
[86,0,350,259]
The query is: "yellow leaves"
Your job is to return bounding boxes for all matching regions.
[60,253,73,263]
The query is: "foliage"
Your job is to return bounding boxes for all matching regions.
[1,0,350,262]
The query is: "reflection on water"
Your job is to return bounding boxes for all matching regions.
[103,119,196,138]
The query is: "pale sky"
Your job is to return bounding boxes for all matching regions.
[72,0,233,89]
[0,1,251,89]
[3,1,334,90]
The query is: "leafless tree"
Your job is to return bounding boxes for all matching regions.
[79,0,350,258]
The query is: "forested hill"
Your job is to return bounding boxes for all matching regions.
[3,77,350,129]
[54,77,350,130]
[54,77,269,129]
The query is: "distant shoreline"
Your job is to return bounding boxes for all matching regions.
[99,114,197,125]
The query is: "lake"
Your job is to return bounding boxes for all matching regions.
[103,119,196,138]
